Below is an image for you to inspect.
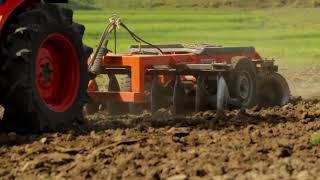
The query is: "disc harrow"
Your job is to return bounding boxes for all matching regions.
[86,16,290,115]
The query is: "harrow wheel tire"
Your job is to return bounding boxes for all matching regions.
[105,74,146,115]
[1,4,92,132]
[84,80,100,115]
[257,73,290,107]
[84,101,100,115]
[106,74,131,115]
[231,58,257,108]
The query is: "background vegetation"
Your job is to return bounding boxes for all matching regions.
[70,0,320,9]
[74,7,320,68]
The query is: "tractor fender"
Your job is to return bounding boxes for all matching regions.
[0,0,26,33]
[0,0,69,34]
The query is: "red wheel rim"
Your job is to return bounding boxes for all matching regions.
[36,33,80,112]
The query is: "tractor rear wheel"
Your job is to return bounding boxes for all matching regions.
[1,4,92,132]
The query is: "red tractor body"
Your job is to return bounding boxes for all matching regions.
[0,0,25,31]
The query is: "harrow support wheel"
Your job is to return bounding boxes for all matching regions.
[107,74,146,115]
[231,57,257,108]
[0,4,92,132]
[106,74,131,114]
[257,72,290,107]
[84,80,100,115]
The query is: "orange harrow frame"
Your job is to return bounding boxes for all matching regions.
[88,45,262,105]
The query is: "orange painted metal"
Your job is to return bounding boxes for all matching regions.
[102,54,196,92]
[0,0,26,32]
[87,80,98,91]
[87,50,261,103]
[89,91,145,103]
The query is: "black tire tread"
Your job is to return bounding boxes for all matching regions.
[231,57,257,108]
[0,3,91,132]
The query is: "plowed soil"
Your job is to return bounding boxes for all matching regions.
[0,69,320,180]
[0,99,319,179]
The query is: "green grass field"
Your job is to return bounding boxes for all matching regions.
[74,8,320,68]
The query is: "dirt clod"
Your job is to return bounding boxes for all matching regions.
[167,174,188,180]
[276,146,293,158]
[40,137,48,144]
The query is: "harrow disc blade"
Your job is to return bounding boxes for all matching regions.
[217,76,230,112]
[173,76,185,114]
[257,73,290,107]
[195,75,207,112]
[151,76,161,112]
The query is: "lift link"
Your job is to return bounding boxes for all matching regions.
[88,16,121,74]
[89,16,163,76]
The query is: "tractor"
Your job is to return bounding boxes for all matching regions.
[0,0,92,132]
